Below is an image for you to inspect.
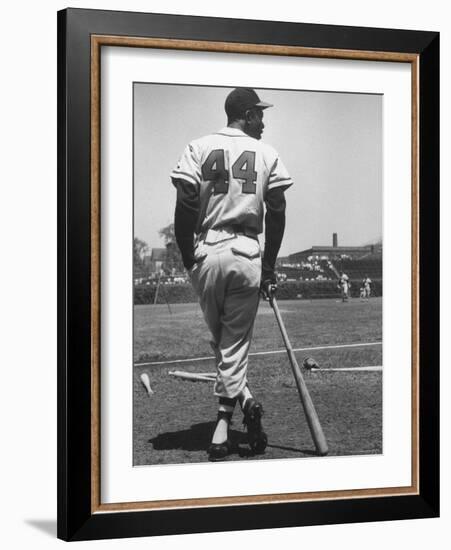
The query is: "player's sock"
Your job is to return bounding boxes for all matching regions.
[212,397,236,444]
[218,396,236,414]
[212,413,231,444]
[238,385,253,410]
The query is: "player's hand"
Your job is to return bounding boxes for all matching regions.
[260,278,277,301]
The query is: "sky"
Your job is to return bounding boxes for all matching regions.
[134,83,382,256]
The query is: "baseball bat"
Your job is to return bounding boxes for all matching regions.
[169,371,216,383]
[270,296,329,456]
[140,372,154,395]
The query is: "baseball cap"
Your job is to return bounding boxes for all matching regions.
[224,87,273,118]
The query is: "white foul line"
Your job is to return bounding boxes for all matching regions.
[134,341,382,367]
[326,366,382,372]
[168,365,383,382]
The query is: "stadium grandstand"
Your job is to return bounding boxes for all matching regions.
[134,232,382,303]
[276,233,382,280]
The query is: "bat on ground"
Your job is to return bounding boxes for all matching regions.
[270,296,329,456]
[169,371,216,383]
[140,372,154,395]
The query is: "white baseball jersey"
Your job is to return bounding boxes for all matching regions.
[171,126,292,400]
[170,127,293,235]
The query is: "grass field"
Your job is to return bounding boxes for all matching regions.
[133,297,382,465]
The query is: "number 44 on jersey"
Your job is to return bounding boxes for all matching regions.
[201,149,257,195]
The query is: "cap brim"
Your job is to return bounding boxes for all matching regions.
[255,101,273,109]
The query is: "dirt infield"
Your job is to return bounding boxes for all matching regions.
[133,298,382,465]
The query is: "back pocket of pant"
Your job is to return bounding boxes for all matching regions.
[231,247,260,260]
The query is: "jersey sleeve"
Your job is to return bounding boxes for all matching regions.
[264,146,293,192]
[170,143,201,187]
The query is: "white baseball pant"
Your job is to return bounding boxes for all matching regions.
[189,230,261,399]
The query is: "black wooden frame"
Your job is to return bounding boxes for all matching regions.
[57,8,439,541]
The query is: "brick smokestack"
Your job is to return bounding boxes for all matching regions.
[333,233,338,248]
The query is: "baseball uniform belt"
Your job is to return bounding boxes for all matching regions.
[199,226,259,244]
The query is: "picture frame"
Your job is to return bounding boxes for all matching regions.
[57,7,439,541]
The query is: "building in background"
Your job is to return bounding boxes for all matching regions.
[276,234,382,282]
[288,233,382,263]
[144,248,166,275]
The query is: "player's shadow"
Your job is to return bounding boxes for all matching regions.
[149,422,244,453]
[235,442,317,457]
[266,443,318,456]
[149,423,316,457]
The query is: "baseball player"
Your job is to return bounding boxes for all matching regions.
[359,285,366,301]
[362,275,372,300]
[171,87,293,460]
[338,272,350,302]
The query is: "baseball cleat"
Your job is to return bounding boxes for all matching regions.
[207,439,232,461]
[242,399,267,454]
[208,410,233,461]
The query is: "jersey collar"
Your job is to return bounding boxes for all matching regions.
[215,127,249,137]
